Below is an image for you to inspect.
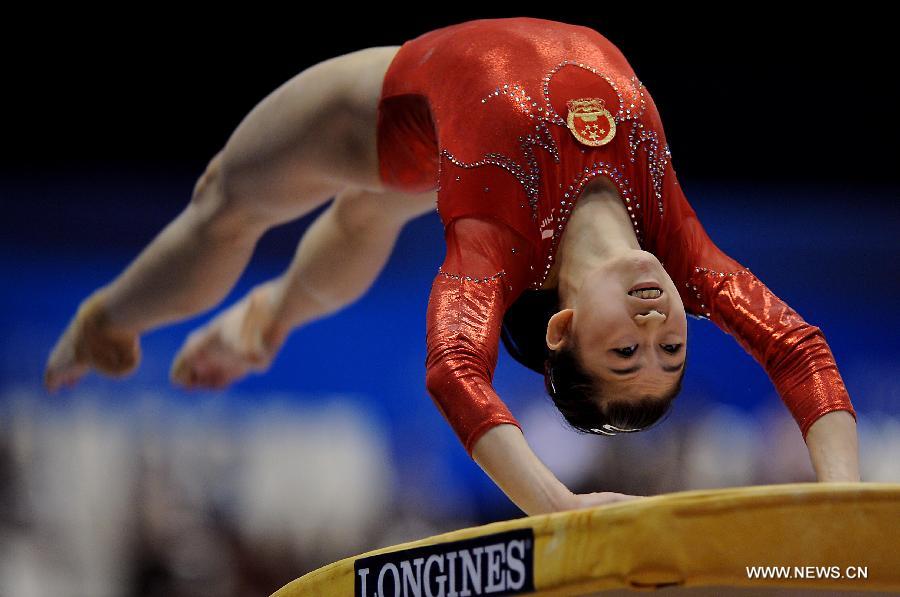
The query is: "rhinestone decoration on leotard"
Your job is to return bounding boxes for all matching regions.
[541,63,667,219]
[541,62,646,126]
[684,267,754,318]
[441,144,546,223]
[438,268,507,283]
[534,161,640,289]
[627,120,671,217]
[445,82,561,222]
[693,266,753,277]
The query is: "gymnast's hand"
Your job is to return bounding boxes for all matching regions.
[566,491,646,510]
[44,289,141,393]
[169,284,288,390]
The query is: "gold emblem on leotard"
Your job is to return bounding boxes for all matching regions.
[566,98,616,147]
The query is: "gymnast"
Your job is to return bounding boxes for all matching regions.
[43,17,860,516]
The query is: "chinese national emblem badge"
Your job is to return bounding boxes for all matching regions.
[566,98,616,147]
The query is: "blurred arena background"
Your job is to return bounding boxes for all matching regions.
[1,11,897,597]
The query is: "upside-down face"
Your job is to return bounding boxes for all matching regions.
[547,249,687,401]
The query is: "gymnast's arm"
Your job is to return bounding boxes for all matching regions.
[803,410,859,482]
[423,218,574,515]
[671,204,859,482]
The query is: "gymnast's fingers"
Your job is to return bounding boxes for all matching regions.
[570,491,646,509]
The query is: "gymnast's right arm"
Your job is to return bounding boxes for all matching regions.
[423,218,638,515]
[424,268,570,516]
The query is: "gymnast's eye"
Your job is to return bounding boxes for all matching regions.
[614,344,682,357]
[614,345,638,357]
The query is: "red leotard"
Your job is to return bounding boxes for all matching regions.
[376,17,857,457]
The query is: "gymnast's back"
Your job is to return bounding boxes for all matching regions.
[377,17,651,247]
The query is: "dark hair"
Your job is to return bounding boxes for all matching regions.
[500,288,559,374]
[501,288,684,435]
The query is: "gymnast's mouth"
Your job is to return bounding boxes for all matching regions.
[628,288,663,299]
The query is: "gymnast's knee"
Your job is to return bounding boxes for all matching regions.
[188,150,268,241]
[330,188,408,237]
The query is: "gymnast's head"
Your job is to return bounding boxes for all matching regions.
[547,249,687,433]
[501,249,687,435]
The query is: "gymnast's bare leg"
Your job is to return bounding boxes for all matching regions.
[43,45,426,391]
[169,186,436,389]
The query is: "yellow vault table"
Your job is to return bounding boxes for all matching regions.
[271,482,900,596]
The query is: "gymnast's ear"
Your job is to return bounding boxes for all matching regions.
[546,309,575,351]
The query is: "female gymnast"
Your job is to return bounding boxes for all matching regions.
[43,17,860,516]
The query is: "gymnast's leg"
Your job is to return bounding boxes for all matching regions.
[43,46,401,392]
[169,186,437,389]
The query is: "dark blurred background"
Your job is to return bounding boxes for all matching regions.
[1,12,897,597]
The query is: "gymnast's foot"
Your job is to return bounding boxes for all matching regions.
[44,289,142,393]
[170,283,289,390]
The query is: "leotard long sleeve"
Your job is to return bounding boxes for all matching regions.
[424,217,534,457]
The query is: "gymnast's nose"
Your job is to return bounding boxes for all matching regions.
[635,309,666,325]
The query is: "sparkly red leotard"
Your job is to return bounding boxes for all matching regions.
[376,17,857,457]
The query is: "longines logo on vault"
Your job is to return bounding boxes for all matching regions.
[354,528,535,597]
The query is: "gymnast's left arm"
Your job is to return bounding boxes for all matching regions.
[803,410,859,482]
[680,237,859,482]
